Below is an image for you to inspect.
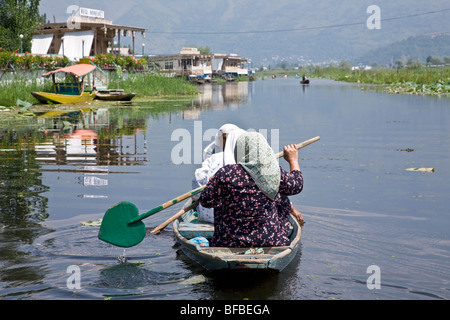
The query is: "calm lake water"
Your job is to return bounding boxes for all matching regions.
[1,78,449,300]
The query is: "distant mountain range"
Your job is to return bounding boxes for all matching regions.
[39,0,450,66]
[357,33,450,66]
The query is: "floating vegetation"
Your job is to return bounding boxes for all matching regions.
[386,81,450,96]
[0,104,40,126]
[80,219,103,227]
[178,275,207,285]
[405,168,435,172]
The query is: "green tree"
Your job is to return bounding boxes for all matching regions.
[426,56,443,66]
[395,59,404,69]
[338,60,352,70]
[406,59,422,69]
[197,46,212,55]
[0,0,42,52]
[278,60,285,70]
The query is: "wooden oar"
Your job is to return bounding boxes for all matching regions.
[98,186,205,248]
[150,200,200,235]
[274,136,321,158]
[98,136,320,248]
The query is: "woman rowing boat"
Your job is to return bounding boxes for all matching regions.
[199,132,304,248]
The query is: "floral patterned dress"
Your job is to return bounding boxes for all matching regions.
[199,165,303,247]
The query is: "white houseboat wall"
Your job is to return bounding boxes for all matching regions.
[219,54,249,78]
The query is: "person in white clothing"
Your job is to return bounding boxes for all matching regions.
[192,124,305,226]
[192,124,246,223]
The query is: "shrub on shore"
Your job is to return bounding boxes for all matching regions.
[109,73,199,97]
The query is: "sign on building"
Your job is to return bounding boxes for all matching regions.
[79,7,105,20]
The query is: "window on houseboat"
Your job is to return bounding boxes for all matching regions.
[164,61,173,70]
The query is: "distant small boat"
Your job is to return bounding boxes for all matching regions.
[300,79,310,84]
[95,90,136,101]
[31,63,97,104]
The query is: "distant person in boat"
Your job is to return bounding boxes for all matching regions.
[192,124,246,223]
[302,75,307,81]
[199,132,304,248]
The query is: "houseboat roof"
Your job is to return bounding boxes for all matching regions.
[36,22,146,34]
[148,52,247,62]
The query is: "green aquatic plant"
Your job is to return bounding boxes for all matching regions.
[0,77,53,107]
[109,73,199,97]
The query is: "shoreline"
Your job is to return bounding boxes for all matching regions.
[0,73,199,108]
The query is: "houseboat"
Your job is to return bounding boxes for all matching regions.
[148,48,249,81]
[212,53,249,79]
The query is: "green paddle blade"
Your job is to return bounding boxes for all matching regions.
[98,202,147,248]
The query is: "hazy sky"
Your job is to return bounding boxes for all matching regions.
[38,1,450,64]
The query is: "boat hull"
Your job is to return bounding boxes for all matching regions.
[173,203,302,272]
[31,91,97,104]
[95,92,136,101]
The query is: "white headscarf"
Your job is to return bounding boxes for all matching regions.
[194,124,243,223]
[203,124,241,159]
[223,128,247,165]
[215,124,240,152]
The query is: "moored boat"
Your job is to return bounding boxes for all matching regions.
[173,201,302,272]
[31,63,97,104]
[95,90,136,101]
[31,91,96,104]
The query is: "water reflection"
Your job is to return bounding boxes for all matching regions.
[0,81,251,223]
[184,82,250,119]
[0,82,251,299]
[0,146,50,296]
[33,107,148,166]
[0,148,49,228]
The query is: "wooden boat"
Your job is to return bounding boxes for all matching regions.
[31,64,97,104]
[31,91,96,104]
[95,90,136,101]
[300,79,310,84]
[173,202,302,272]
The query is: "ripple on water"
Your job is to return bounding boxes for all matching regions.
[5,221,205,300]
[293,204,450,300]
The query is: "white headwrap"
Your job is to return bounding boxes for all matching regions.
[195,124,243,223]
[203,124,241,159]
[223,128,247,165]
[215,124,240,152]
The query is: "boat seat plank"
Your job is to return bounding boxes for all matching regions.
[178,221,214,239]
